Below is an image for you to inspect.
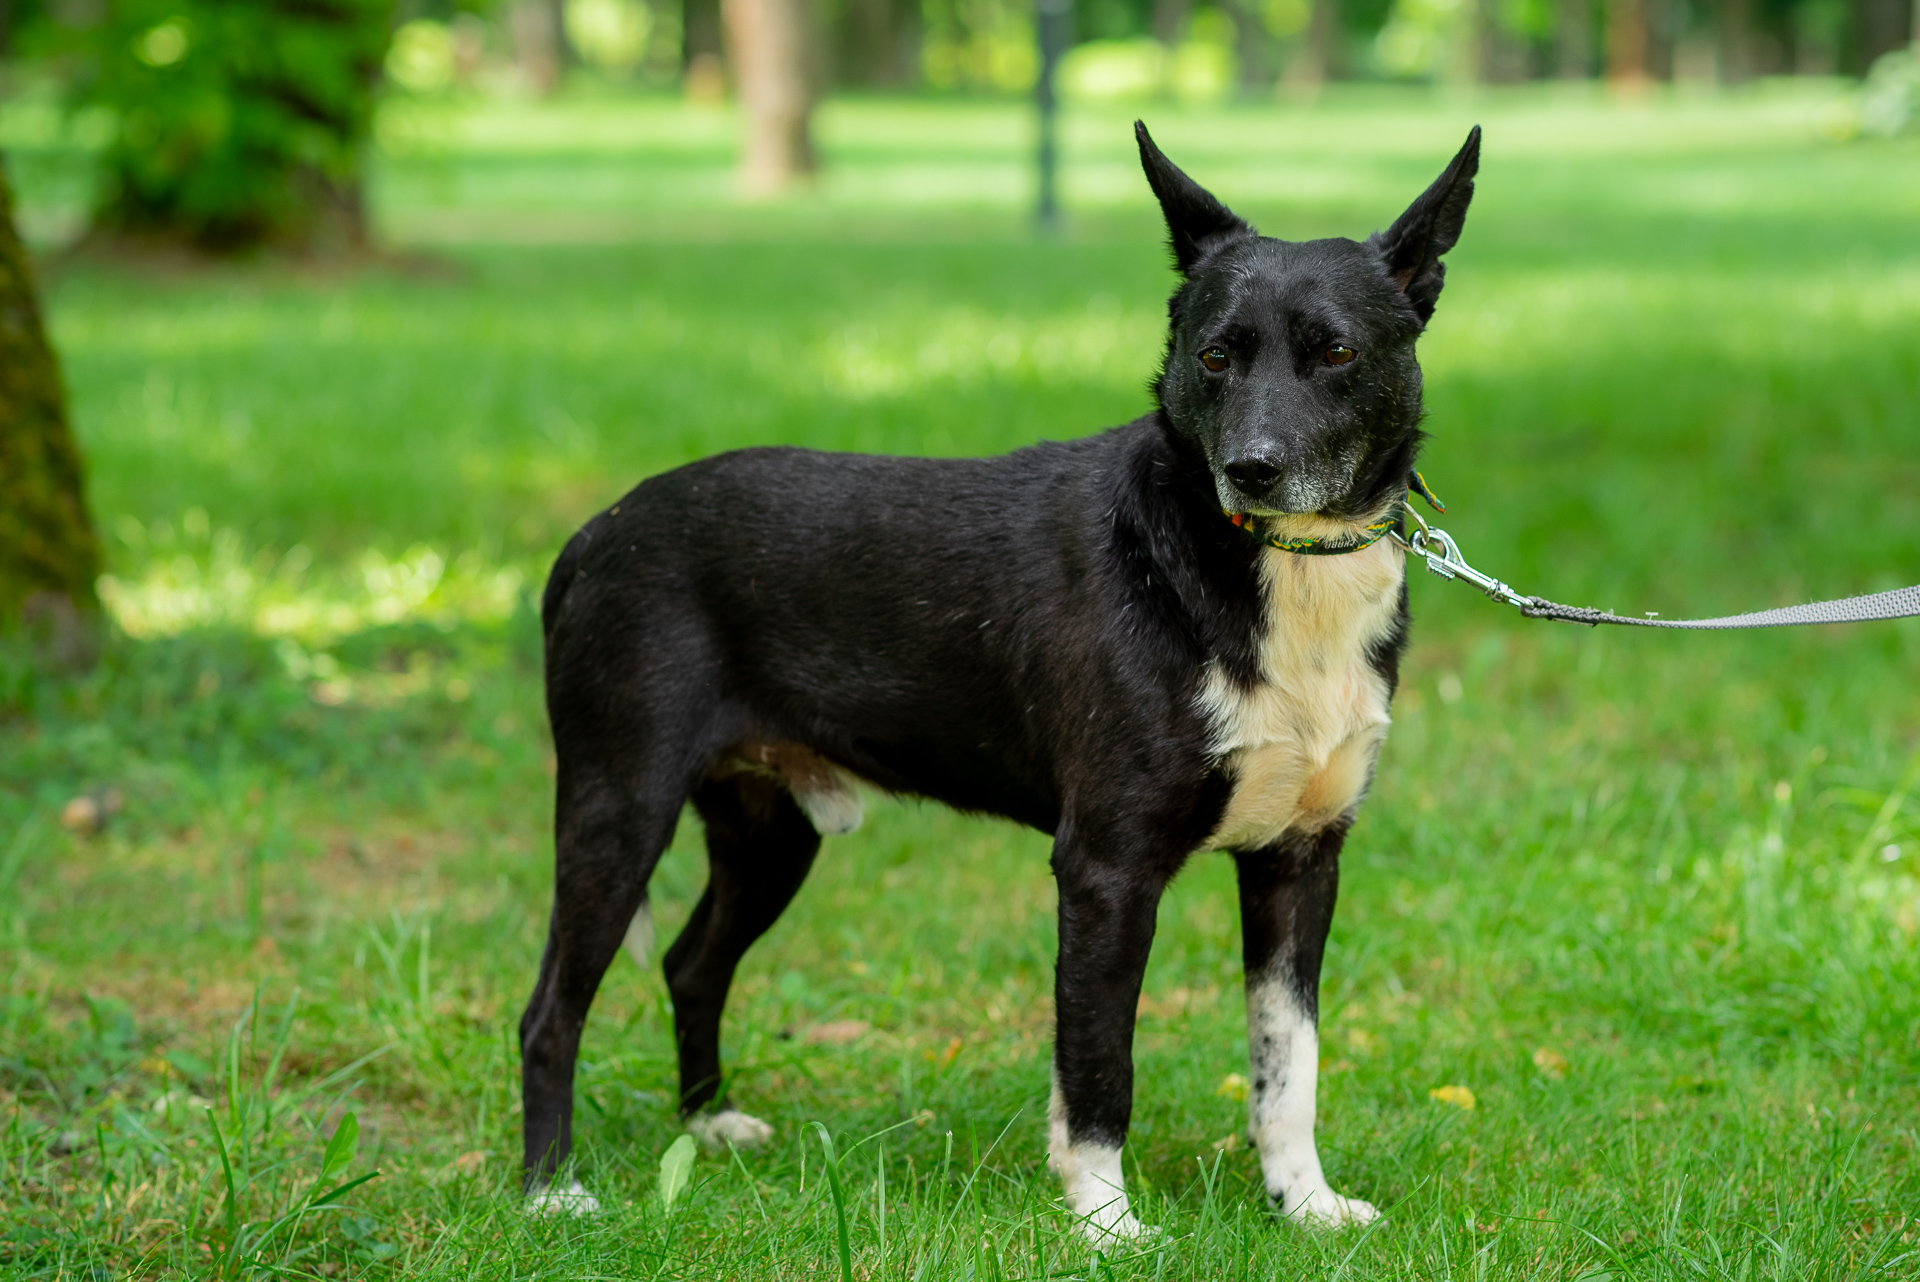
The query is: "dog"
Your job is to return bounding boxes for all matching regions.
[520,120,1481,1238]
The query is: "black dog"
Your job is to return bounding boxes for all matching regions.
[521,121,1480,1237]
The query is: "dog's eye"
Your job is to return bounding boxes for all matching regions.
[1199,347,1230,372]
[1324,345,1357,366]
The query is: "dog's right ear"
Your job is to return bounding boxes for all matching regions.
[1135,121,1252,276]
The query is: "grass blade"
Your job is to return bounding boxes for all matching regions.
[810,1122,855,1282]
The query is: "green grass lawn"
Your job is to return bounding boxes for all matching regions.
[4,86,1920,1278]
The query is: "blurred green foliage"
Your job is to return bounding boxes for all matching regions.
[45,0,395,249]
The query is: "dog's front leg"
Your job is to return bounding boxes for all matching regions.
[1233,823,1378,1227]
[1049,849,1167,1243]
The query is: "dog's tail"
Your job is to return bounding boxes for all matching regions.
[541,528,590,640]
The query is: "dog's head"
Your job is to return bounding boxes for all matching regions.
[1137,122,1479,529]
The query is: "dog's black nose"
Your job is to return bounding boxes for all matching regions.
[1224,456,1284,498]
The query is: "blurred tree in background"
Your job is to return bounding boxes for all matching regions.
[43,0,394,250]
[0,0,1910,250]
[508,0,570,90]
[835,0,922,82]
[726,0,820,190]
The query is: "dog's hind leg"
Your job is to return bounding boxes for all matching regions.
[1234,822,1378,1227]
[663,769,822,1151]
[520,762,682,1210]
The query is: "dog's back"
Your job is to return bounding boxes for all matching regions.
[539,425,1230,829]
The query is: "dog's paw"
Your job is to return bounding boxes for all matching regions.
[525,1178,601,1216]
[1277,1185,1379,1228]
[686,1108,774,1152]
[1075,1205,1156,1246]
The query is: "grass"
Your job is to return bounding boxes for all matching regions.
[4,84,1920,1278]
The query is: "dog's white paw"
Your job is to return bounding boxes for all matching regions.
[1050,1136,1154,1246]
[1278,1185,1379,1228]
[686,1108,774,1152]
[1078,1207,1155,1246]
[525,1178,601,1216]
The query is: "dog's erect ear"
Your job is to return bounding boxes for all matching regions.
[1375,125,1481,324]
[1135,120,1253,275]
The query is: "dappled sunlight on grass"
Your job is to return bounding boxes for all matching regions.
[97,512,526,645]
[813,293,1156,404]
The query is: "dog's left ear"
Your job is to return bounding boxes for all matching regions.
[1135,120,1253,275]
[1374,125,1481,324]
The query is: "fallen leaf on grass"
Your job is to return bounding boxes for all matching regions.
[1216,1073,1250,1102]
[59,789,122,835]
[1211,1132,1241,1152]
[150,1090,214,1115]
[60,796,101,833]
[1430,1084,1476,1110]
[658,1134,697,1214]
[1532,1047,1568,1080]
[803,1019,870,1046]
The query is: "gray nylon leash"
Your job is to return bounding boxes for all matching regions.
[1389,521,1920,630]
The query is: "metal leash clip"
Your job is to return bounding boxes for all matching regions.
[1391,508,1532,611]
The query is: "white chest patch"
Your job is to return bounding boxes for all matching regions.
[1199,537,1403,852]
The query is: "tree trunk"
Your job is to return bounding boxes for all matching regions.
[1849,0,1910,68]
[1557,0,1595,75]
[836,0,922,85]
[1151,0,1192,45]
[511,0,565,94]
[1281,0,1338,94]
[1606,0,1652,85]
[1645,0,1675,77]
[725,0,818,194]
[1223,0,1274,93]
[1453,0,1495,82]
[1713,0,1752,80]
[685,0,727,101]
[0,158,100,663]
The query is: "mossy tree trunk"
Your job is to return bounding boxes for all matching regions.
[0,157,100,652]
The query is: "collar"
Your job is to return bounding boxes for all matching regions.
[1227,468,1447,556]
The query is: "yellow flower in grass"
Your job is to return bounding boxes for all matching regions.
[1430,1084,1476,1110]
[1216,1073,1250,1102]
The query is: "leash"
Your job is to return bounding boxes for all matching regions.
[1389,492,1920,630]
[1233,471,1920,629]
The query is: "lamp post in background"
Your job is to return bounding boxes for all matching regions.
[1035,0,1072,231]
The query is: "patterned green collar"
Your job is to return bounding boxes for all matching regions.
[1227,469,1447,556]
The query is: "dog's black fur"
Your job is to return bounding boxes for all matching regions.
[522,121,1480,1222]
